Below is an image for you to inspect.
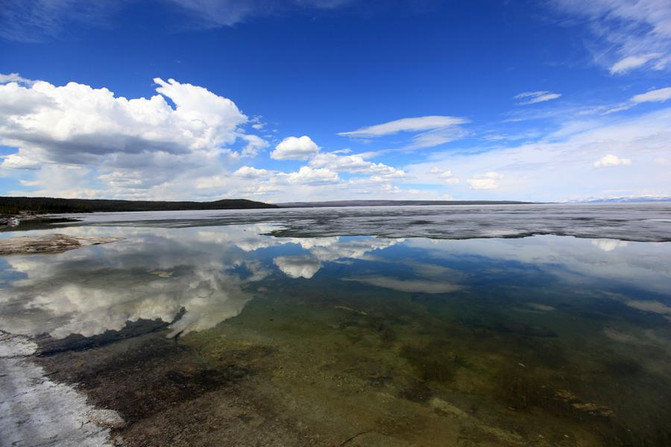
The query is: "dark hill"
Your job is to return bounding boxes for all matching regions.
[0,196,277,215]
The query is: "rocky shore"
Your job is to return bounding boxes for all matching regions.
[0,234,121,256]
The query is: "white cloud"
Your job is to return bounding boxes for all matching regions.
[0,0,353,42]
[553,0,671,73]
[271,135,320,160]
[308,152,404,178]
[429,167,459,185]
[515,91,561,105]
[339,115,467,138]
[406,126,469,149]
[0,76,294,200]
[234,166,271,178]
[166,0,352,28]
[240,134,269,157]
[0,73,35,85]
[0,0,122,42]
[407,107,671,201]
[0,77,248,167]
[286,166,339,184]
[467,172,503,190]
[594,154,632,167]
[343,276,460,294]
[631,87,671,103]
[273,255,321,279]
[603,86,671,114]
[339,115,469,150]
[610,53,663,74]
[591,239,628,251]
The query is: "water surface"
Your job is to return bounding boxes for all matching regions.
[1,204,671,446]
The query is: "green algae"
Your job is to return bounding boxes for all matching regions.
[174,273,671,446]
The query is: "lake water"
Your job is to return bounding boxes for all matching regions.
[1,204,671,446]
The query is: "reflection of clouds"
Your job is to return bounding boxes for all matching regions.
[271,237,402,279]
[0,225,404,339]
[591,239,629,252]
[404,236,671,295]
[309,238,401,262]
[625,300,671,316]
[403,261,464,281]
[343,276,461,294]
[342,258,465,294]
[525,303,555,312]
[273,256,322,279]
[4,222,669,343]
[0,226,274,339]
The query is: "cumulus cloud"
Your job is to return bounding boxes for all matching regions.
[271,135,320,160]
[0,75,314,199]
[515,91,561,105]
[467,172,502,190]
[0,76,249,169]
[0,74,410,201]
[234,166,271,178]
[309,152,404,178]
[286,166,339,184]
[594,154,632,167]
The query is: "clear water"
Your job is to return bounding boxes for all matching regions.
[1,204,671,446]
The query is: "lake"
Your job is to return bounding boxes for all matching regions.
[1,203,671,446]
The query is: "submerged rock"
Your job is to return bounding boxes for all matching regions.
[89,409,126,429]
[0,233,121,255]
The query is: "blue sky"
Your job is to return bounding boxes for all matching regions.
[0,0,670,202]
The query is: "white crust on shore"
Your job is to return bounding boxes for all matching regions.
[0,331,120,446]
[0,234,121,256]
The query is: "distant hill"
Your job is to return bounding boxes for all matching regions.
[585,197,671,203]
[276,200,532,208]
[0,196,277,215]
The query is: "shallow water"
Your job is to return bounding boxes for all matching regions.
[1,204,671,446]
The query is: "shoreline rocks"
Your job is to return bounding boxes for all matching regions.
[0,234,122,255]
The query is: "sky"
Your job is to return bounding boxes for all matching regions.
[0,0,670,203]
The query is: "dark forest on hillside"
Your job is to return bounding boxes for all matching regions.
[0,196,277,215]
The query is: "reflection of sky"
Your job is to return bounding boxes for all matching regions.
[403,236,671,295]
[0,225,403,339]
[1,223,670,341]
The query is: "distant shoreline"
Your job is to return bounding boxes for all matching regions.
[276,200,533,208]
[3,196,669,220]
[1,196,535,217]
